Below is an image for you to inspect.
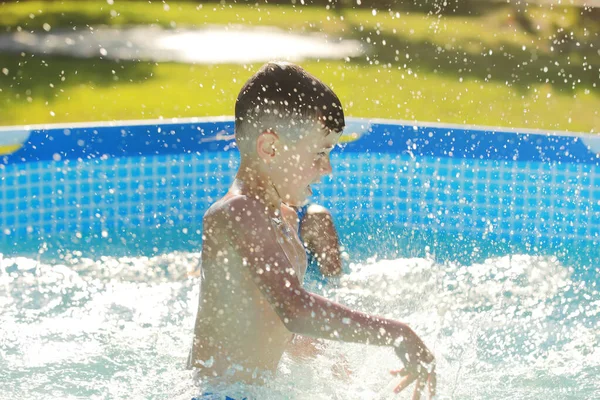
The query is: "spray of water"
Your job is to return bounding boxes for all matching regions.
[0,251,597,399]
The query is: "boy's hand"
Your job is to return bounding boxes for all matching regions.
[286,335,352,381]
[331,355,353,381]
[286,335,321,361]
[391,334,436,399]
[389,365,436,400]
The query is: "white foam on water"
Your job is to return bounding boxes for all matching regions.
[0,252,597,399]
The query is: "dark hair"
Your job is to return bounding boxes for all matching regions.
[235,62,345,143]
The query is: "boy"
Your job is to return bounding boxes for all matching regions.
[189,62,436,398]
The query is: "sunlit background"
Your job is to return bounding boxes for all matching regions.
[0,0,599,131]
[1,1,599,400]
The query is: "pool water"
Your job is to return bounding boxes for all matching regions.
[0,225,598,400]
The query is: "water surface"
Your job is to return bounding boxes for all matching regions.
[0,227,598,399]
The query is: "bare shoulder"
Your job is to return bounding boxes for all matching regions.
[202,195,281,266]
[203,194,272,234]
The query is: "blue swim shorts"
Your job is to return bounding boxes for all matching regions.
[193,393,247,400]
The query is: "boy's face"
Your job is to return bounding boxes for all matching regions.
[269,121,341,207]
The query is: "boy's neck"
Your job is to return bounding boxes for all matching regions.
[232,159,282,216]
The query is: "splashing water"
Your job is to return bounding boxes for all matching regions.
[0,249,598,399]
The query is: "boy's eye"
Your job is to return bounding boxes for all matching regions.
[317,152,327,157]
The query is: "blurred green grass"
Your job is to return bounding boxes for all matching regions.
[0,0,599,132]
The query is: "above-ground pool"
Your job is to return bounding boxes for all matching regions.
[0,118,598,399]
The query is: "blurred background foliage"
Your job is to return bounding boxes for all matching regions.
[0,0,599,132]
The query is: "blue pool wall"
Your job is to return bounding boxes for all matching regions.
[1,117,600,254]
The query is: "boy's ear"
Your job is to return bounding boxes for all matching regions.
[256,130,278,161]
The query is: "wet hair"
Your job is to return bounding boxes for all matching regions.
[234,62,345,154]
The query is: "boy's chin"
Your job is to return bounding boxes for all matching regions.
[284,192,310,208]
[285,198,308,208]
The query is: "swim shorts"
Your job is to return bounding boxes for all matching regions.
[193,393,247,400]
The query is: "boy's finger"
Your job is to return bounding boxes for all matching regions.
[427,370,437,399]
[412,378,425,400]
[390,368,408,376]
[393,374,416,393]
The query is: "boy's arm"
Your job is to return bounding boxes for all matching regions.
[299,205,342,277]
[218,196,433,367]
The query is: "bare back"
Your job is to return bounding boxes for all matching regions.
[189,193,307,383]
